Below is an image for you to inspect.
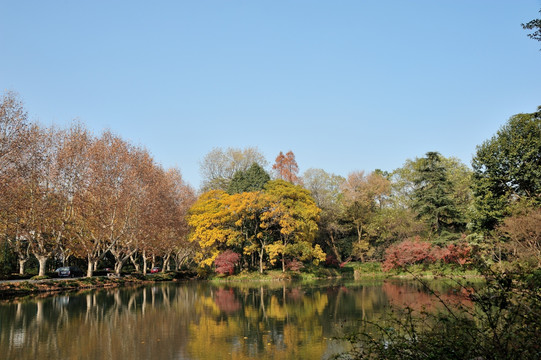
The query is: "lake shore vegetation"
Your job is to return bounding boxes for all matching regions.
[0,91,539,286]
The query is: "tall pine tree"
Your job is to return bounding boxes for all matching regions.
[412,152,465,235]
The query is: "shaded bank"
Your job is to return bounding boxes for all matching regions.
[0,271,197,299]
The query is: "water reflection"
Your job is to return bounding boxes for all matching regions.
[0,280,469,360]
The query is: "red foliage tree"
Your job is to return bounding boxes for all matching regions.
[272,150,300,184]
[214,250,240,275]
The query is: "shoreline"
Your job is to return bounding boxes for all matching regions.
[0,269,483,300]
[0,272,198,300]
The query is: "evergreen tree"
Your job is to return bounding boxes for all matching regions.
[227,163,271,194]
[471,109,541,231]
[411,152,465,234]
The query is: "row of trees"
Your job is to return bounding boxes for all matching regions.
[0,91,195,277]
[194,106,540,272]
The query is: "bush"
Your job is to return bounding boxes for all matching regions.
[325,254,340,268]
[285,259,304,272]
[383,238,473,271]
[149,272,174,281]
[214,250,240,275]
[196,266,213,279]
[382,238,434,271]
[441,242,472,265]
[129,272,145,280]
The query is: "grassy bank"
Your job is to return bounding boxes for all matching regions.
[0,270,197,299]
[206,262,480,282]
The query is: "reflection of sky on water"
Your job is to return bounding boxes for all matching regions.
[0,280,467,359]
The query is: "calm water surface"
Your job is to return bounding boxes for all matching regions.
[0,279,464,359]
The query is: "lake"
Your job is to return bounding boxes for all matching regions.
[0,278,468,359]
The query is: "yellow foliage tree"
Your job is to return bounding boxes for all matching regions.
[187,190,241,267]
[224,191,275,273]
[262,180,323,271]
[188,180,324,272]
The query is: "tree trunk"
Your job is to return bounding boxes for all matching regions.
[328,232,341,262]
[143,256,148,275]
[36,255,47,277]
[163,253,171,272]
[86,257,94,277]
[18,258,27,275]
[258,247,265,274]
[356,223,365,262]
[114,261,124,276]
[130,254,140,273]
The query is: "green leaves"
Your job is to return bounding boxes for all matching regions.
[471,111,541,231]
[410,152,466,235]
[227,163,270,194]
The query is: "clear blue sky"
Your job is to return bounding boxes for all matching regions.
[1,1,540,189]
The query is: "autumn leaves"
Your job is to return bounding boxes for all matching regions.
[188,180,324,274]
[0,92,195,277]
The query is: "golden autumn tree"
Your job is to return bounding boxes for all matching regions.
[262,180,323,271]
[223,191,274,273]
[188,190,241,267]
[189,190,275,273]
[188,181,324,273]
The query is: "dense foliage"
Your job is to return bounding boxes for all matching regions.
[0,90,539,283]
[471,109,541,231]
[214,250,240,275]
[227,162,270,194]
[188,180,323,273]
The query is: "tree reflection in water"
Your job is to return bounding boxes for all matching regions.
[0,280,469,359]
